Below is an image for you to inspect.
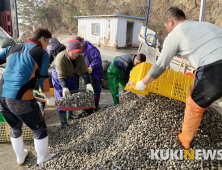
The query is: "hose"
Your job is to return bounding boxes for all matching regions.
[144,0,156,47]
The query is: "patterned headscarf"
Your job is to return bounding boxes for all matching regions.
[46,37,61,51]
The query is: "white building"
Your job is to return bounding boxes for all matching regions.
[75,14,146,48]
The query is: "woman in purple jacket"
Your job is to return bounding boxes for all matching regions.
[74,36,103,110]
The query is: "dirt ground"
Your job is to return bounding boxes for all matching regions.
[1,37,222,170]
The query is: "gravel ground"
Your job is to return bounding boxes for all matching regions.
[31,93,222,170]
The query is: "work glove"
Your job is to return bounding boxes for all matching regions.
[88,66,93,74]
[62,88,70,97]
[86,84,94,93]
[46,97,56,106]
[135,80,147,91]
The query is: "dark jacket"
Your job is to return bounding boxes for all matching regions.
[48,45,66,64]
[113,53,136,84]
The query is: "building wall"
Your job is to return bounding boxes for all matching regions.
[117,17,144,47]
[132,20,143,47]
[116,17,126,47]
[78,16,144,48]
[78,17,118,48]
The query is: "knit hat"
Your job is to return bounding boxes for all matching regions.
[67,39,82,53]
[46,37,61,51]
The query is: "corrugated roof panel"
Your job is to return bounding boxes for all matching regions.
[75,14,146,20]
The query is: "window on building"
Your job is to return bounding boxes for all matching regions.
[92,23,100,35]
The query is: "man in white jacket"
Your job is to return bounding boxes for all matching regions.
[136,7,222,149]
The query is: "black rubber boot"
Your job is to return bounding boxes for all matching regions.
[59,113,71,129]
[68,111,79,119]
[94,107,100,112]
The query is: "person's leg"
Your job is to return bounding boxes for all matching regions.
[178,60,222,149]
[92,77,101,110]
[0,97,28,165]
[33,92,45,117]
[178,96,207,149]
[5,98,55,165]
[119,77,126,92]
[51,67,70,128]
[107,71,120,105]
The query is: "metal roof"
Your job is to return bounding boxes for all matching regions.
[75,14,146,20]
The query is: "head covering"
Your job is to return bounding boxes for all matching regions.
[67,39,82,53]
[46,37,61,51]
[73,36,84,43]
[73,36,86,46]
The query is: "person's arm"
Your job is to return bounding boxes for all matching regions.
[81,72,94,93]
[79,54,89,74]
[58,78,68,88]
[135,74,155,90]
[87,48,102,70]
[78,54,94,92]
[56,61,70,97]
[48,51,54,64]
[119,55,132,85]
[0,46,11,64]
[147,35,179,80]
[82,72,91,85]
[136,35,179,90]
[121,65,131,85]
[38,52,51,98]
[142,74,155,85]
[54,55,70,94]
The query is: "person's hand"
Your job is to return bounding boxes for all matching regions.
[135,80,147,91]
[86,84,94,93]
[88,66,93,74]
[62,88,70,97]
[46,97,56,106]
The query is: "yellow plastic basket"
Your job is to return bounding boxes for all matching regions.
[0,122,33,142]
[125,62,194,102]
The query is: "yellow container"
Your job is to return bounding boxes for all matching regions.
[0,123,33,142]
[125,62,194,103]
